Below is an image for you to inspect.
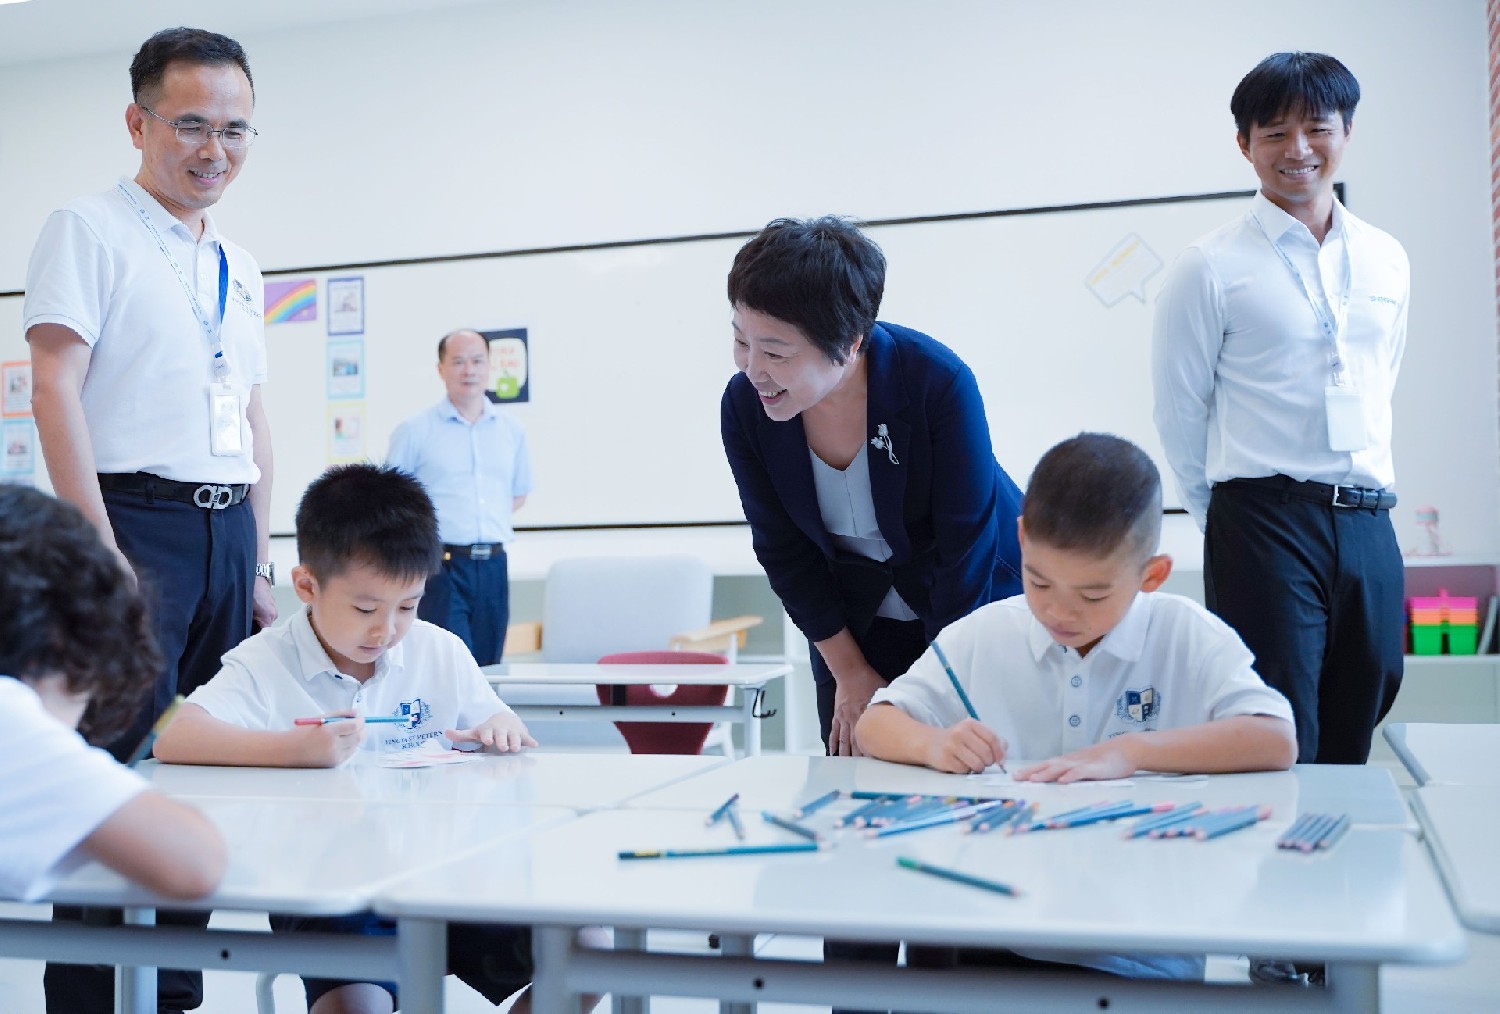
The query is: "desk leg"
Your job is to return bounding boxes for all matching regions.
[743,690,760,757]
[533,926,579,1014]
[612,928,647,1014]
[115,907,156,1014]
[717,933,754,1014]
[397,916,447,1014]
[1326,962,1379,1014]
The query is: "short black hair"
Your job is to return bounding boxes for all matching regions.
[0,486,160,745]
[130,27,254,106]
[436,328,489,363]
[1022,433,1162,561]
[727,216,886,365]
[1230,52,1359,138]
[295,464,442,584]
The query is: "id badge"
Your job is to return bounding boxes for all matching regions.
[1324,385,1368,452]
[208,385,245,456]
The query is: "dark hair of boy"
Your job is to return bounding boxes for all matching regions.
[129,26,255,105]
[0,486,161,744]
[1229,51,1359,139]
[295,463,443,583]
[1022,433,1162,561]
[727,215,886,365]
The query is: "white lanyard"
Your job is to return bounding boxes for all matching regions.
[116,182,232,383]
[1252,209,1352,386]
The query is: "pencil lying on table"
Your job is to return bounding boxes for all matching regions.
[618,843,824,860]
[896,856,1021,897]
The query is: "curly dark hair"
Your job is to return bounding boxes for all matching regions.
[0,486,160,744]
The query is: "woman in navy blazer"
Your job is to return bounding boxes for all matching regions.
[721,217,1023,758]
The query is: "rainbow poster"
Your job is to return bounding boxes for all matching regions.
[264,278,317,324]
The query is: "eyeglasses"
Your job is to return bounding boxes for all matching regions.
[139,104,258,149]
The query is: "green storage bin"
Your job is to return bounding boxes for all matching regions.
[1447,625,1479,655]
[1411,625,1444,655]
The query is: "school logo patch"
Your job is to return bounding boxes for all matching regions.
[1115,686,1160,724]
[232,278,263,318]
[394,698,431,729]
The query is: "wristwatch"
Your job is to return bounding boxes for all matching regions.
[255,562,275,585]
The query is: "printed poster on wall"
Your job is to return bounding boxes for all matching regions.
[1,361,31,418]
[328,403,365,463]
[481,327,529,403]
[2,420,35,478]
[264,278,318,324]
[327,276,365,335]
[327,339,365,399]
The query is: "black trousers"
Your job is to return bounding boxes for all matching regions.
[1204,480,1403,764]
[418,548,510,665]
[46,492,255,1014]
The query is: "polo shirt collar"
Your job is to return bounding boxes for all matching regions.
[439,397,495,424]
[1251,191,1345,246]
[117,176,220,244]
[289,605,405,683]
[1024,591,1151,664]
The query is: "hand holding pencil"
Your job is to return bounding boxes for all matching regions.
[928,641,1008,774]
[290,711,366,767]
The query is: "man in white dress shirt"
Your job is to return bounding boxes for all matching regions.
[388,329,532,664]
[1153,52,1408,767]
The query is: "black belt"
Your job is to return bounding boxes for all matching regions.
[97,472,249,510]
[443,543,506,561]
[1223,475,1397,511]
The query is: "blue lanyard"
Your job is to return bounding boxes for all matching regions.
[1252,208,1352,386]
[116,182,232,383]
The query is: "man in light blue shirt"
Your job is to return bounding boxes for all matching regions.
[388,329,532,664]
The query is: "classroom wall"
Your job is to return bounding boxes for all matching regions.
[0,0,1494,553]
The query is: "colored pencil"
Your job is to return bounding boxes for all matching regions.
[1315,814,1352,851]
[126,695,185,767]
[793,788,841,818]
[724,804,747,841]
[618,843,822,860]
[932,639,1005,774]
[761,810,822,842]
[1124,803,1202,839]
[964,799,1022,834]
[706,792,741,826]
[867,799,1008,838]
[896,856,1021,897]
[294,715,410,726]
[1192,805,1271,840]
[1047,800,1177,829]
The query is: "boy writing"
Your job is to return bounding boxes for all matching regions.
[154,463,543,1012]
[858,432,1296,783]
[0,485,225,903]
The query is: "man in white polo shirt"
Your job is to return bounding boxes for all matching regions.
[388,328,532,665]
[23,27,274,1013]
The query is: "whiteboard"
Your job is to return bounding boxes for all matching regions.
[0,192,1252,532]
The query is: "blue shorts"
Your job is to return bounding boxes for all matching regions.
[268,911,533,1007]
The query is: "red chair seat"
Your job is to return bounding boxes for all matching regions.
[595,651,730,755]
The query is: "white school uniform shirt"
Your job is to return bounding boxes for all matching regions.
[870,591,1291,980]
[23,178,268,484]
[1151,193,1409,528]
[186,609,511,753]
[0,677,148,902]
[387,398,532,546]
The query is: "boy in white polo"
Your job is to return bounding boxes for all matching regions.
[857,433,1296,980]
[154,463,539,1012]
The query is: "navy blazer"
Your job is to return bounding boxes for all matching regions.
[721,321,1022,665]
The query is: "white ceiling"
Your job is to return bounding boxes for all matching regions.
[0,0,495,68]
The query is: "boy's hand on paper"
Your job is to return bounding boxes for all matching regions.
[447,711,538,753]
[926,718,1006,774]
[295,712,363,767]
[828,664,884,757]
[1017,738,1136,783]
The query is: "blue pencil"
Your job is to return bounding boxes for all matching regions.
[1125,803,1202,839]
[793,788,842,818]
[1284,812,1336,851]
[619,843,822,860]
[896,856,1021,897]
[724,804,746,841]
[294,714,410,726]
[127,695,185,767]
[761,810,823,842]
[1314,814,1352,851]
[1275,812,1319,849]
[867,799,1006,838]
[1193,806,1270,840]
[931,639,1006,774]
[706,792,741,827]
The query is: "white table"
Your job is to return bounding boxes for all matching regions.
[483,662,790,756]
[1410,784,1500,934]
[623,754,1417,828]
[1383,722,1500,786]
[377,759,1464,1013]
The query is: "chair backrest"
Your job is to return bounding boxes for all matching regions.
[595,650,730,755]
[541,555,714,663]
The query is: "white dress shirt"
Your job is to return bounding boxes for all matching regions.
[387,398,532,546]
[809,444,918,620]
[1152,193,1409,527]
[186,608,511,754]
[24,179,268,484]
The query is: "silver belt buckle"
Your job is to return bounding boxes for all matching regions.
[469,543,492,560]
[193,483,234,510]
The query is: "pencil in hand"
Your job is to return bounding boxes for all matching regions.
[931,640,1005,774]
[126,694,185,767]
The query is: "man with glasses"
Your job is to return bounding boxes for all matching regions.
[24,26,273,1013]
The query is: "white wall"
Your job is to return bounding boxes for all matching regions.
[0,0,1494,554]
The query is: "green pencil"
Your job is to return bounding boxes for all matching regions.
[619,842,823,860]
[896,856,1021,897]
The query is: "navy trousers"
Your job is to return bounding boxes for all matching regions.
[418,548,511,665]
[1204,480,1404,764]
[45,491,255,1014]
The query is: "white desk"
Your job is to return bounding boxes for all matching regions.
[1411,785,1500,934]
[622,754,1417,828]
[377,759,1463,1013]
[141,751,726,811]
[484,661,790,756]
[1383,722,1500,786]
